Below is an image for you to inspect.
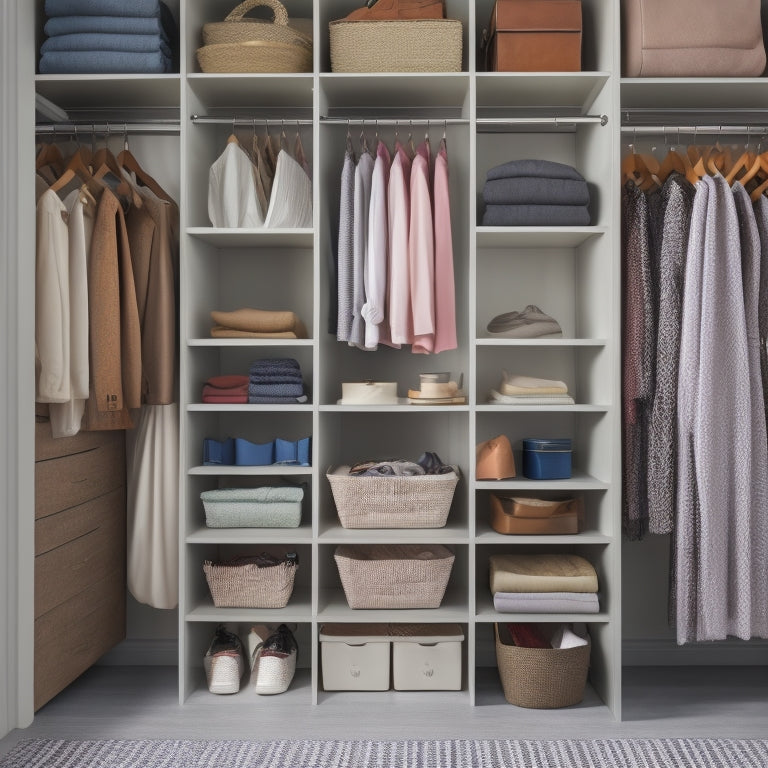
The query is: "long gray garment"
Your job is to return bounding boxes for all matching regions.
[647,175,696,535]
[349,151,374,349]
[482,177,589,206]
[336,148,355,343]
[482,204,590,227]
[752,195,768,435]
[676,175,768,643]
[622,182,654,540]
[486,158,585,182]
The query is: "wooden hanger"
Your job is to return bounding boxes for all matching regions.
[116,130,173,204]
[48,147,104,197]
[35,141,64,175]
[91,129,143,208]
[621,148,659,190]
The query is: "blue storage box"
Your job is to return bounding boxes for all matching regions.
[203,437,235,466]
[235,438,275,466]
[275,436,312,466]
[522,438,572,480]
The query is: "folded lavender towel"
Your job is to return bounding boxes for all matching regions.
[41,33,171,57]
[486,159,585,182]
[248,382,305,398]
[45,0,160,16]
[493,591,600,614]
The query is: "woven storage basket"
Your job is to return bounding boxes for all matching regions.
[334,544,455,609]
[494,623,590,708]
[329,19,463,73]
[197,39,311,73]
[203,555,297,608]
[202,0,312,46]
[326,466,459,529]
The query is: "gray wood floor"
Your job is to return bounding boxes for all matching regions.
[1,665,767,756]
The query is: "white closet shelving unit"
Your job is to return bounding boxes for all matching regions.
[30,0,624,720]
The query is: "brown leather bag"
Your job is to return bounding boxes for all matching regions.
[484,0,582,72]
[622,0,766,77]
[489,493,582,535]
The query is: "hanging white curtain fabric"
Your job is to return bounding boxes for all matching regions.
[126,403,179,609]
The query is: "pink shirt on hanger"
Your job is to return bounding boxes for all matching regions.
[387,141,412,347]
[433,139,457,354]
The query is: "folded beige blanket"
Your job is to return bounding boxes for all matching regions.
[210,326,300,339]
[489,553,598,593]
[210,308,308,338]
[500,372,568,396]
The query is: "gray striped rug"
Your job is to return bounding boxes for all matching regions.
[1,739,767,768]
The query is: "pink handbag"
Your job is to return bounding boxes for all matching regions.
[622,0,766,77]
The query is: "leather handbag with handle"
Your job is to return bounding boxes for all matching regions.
[622,0,766,77]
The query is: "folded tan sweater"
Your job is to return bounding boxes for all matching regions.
[210,326,300,339]
[489,553,598,593]
[500,372,568,396]
[210,308,307,338]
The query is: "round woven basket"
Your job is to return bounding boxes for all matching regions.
[203,555,297,608]
[196,39,312,73]
[334,544,455,609]
[329,19,462,73]
[494,623,590,708]
[326,466,459,529]
[203,0,312,46]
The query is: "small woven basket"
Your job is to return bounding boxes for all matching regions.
[334,544,455,609]
[202,0,312,46]
[327,466,459,529]
[196,40,311,73]
[494,623,590,708]
[329,19,463,73]
[203,555,297,608]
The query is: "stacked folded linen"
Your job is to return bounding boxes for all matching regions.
[200,485,304,528]
[202,375,249,404]
[486,305,562,339]
[211,308,308,339]
[490,553,600,614]
[249,358,307,404]
[488,372,575,405]
[481,160,591,227]
[41,0,177,74]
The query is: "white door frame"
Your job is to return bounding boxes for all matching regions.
[0,0,36,738]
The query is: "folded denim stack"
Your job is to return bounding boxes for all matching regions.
[490,554,600,614]
[481,159,591,227]
[211,308,308,339]
[488,372,575,405]
[40,0,177,74]
[486,305,563,339]
[202,375,249,404]
[248,358,307,404]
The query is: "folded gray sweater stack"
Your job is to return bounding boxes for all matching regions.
[481,159,591,227]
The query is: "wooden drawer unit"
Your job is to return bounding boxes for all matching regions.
[34,409,127,711]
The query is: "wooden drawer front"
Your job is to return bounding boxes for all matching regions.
[35,416,124,462]
[35,503,125,618]
[36,486,125,556]
[35,439,125,520]
[34,570,125,711]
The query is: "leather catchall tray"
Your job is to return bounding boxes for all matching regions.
[485,0,582,72]
[490,493,582,534]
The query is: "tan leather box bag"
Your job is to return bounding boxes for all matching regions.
[622,0,766,77]
[484,0,582,72]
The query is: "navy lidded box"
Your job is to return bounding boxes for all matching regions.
[522,438,572,480]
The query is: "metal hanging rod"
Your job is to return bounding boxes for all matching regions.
[319,117,469,126]
[36,120,179,135]
[477,114,608,127]
[621,125,768,136]
[190,114,313,125]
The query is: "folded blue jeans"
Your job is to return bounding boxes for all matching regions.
[45,0,160,17]
[45,14,168,36]
[42,33,171,57]
[39,50,172,73]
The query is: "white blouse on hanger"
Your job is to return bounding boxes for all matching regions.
[264,149,313,229]
[208,139,264,228]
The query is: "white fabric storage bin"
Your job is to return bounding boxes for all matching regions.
[391,624,464,691]
[319,623,390,691]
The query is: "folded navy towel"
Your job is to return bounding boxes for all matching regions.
[248,395,309,404]
[248,382,305,398]
[39,49,171,73]
[482,204,591,227]
[250,358,301,371]
[45,15,167,36]
[483,177,589,207]
[42,33,171,57]
[249,374,304,385]
[45,0,160,17]
[486,159,585,183]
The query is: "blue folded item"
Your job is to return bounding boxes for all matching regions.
[275,437,311,466]
[248,395,309,404]
[234,438,275,466]
[42,33,171,57]
[39,49,172,73]
[45,15,167,36]
[249,373,304,385]
[203,438,235,466]
[248,382,305,398]
[250,358,301,372]
[45,0,161,17]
